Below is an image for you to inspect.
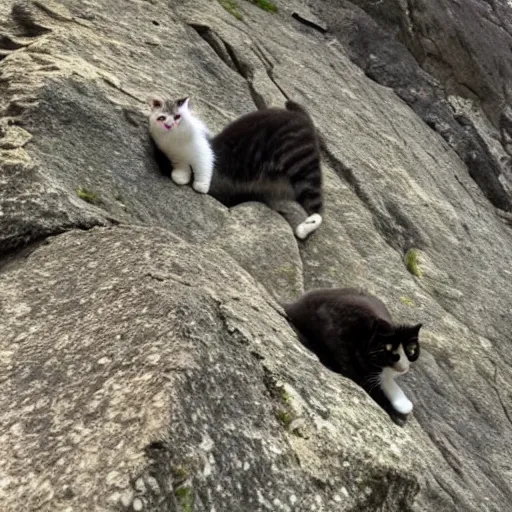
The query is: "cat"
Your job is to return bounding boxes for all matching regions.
[283,288,422,426]
[148,96,323,240]
[148,96,214,194]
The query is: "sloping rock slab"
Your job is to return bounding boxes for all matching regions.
[0,226,423,512]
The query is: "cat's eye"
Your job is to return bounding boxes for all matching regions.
[174,114,181,120]
[406,343,417,355]
[385,344,393,351]
[157,115,166,122]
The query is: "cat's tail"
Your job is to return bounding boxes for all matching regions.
[285,101,312,119]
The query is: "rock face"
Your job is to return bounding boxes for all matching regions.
[309,0,512,212]
[0,0,511,511]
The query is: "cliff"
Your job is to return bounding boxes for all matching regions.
[1,0,511,510]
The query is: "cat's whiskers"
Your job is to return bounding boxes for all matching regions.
[284,288,422,425]
[362,373,382,392]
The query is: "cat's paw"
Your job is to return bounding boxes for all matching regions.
[171,169,191,185]
[295,214,323,240]
[392,396,413,415]
[192,180,210,194]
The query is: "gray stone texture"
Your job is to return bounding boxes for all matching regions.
[0,0,511,511]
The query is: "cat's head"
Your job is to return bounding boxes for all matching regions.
[148,96,192,135]
[367,319,422,374]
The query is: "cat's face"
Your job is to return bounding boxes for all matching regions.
[148,96,191,135]
[367,321,422,374]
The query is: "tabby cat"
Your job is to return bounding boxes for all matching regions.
[149,97,323,239]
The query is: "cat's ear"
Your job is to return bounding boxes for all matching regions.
[408,323,423,337]
[149,95,164,110]
[177,97,190,109]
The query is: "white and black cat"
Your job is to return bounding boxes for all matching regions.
[283,288,422,426]
[148,96,323,240]
[149,96,214,194]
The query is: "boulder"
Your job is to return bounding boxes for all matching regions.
[0,226,423,511]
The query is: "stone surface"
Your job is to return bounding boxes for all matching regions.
[1,0,512,511]
[209,202,304,304]
[344,0,512,126]
[0,226,424,511]
[308,0,512,211]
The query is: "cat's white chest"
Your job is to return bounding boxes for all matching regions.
[153,132,193,161]
[380,366,413,415]
[150,121,214,194]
